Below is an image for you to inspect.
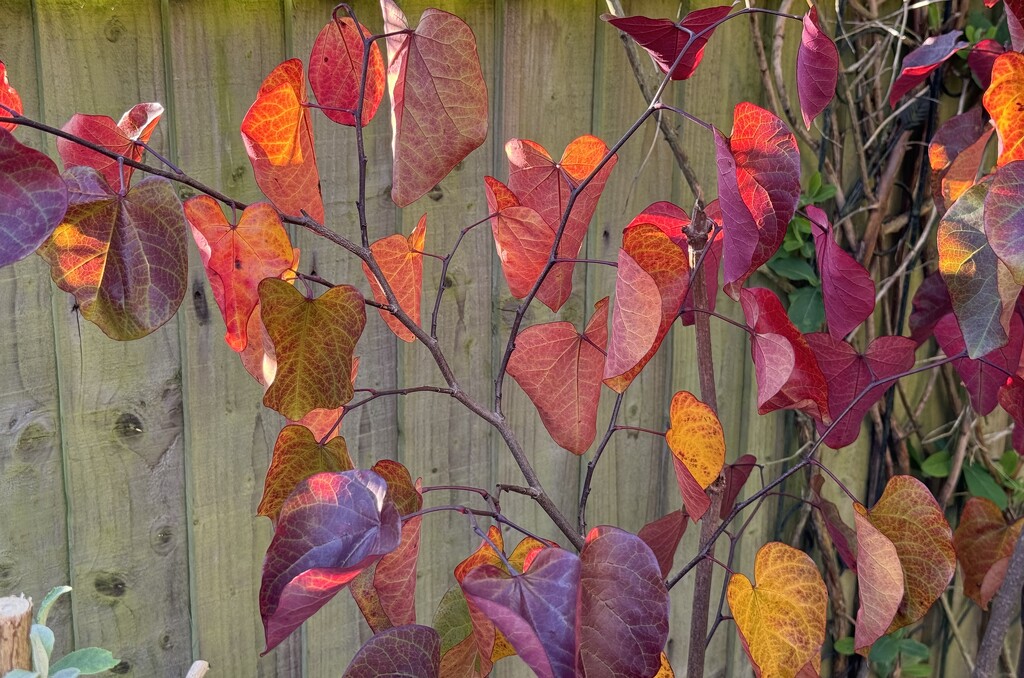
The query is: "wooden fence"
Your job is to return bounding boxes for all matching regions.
[0,0,922,676]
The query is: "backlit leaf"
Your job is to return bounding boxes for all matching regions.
[852,505,904,654]
[484,176,554,298]
[796,7,838,129]
[862,476,955,632]
[259,278,365,420]
[985,162,1024,288]
[935,311,1024,415]
[241,59,324,222]
[257,424,354,522]
[716,104,801,297]
[362,214,426,342]
[604,223,690,392]
[665,391,725,521]
[0,61,23,131]
[260,470,402,653]
[740,288,830,423]
[57,102,163,189]
[0,128,67,268]
[308,17,385,127]
[638,510,687,578]
[578,526,669,678]
[983,51,1024,166]
[969,39,1004,89]
[890,31,969,107]
[600,6,733,81]
[342,624,440,678]
[728,542,827,678]
[504,136,617,311]
[953,497,1024,609]
[184,196,295,352]
[808,206,874,339]
[433,585,488,678]
[929,107,990,214]
[507,298,608,454]
[380,0,487,207]
[37,166,187,340]
[720,454,758,520]
[805,334,916,449]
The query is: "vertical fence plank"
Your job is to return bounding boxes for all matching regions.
[31,2,192,675]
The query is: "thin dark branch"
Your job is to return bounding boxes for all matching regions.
[578,393,625,535]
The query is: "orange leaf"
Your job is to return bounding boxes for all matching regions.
[257,424,354,522]
[362,214,426,342]
[984,51,1024,167]
[308,17,385,127]
[665,391,725,519]
[484,176,554,298]
[241,59,324,222]
[728,542,827,678]
[57,102,163,189]
[507,297,609,454]
[0,61,24,131]
[852,505,904,654]
[654,653,674,678]
[259,278,365,420]
[953,496,1024,609]
[381,0,488,206]
[184,196,295,352]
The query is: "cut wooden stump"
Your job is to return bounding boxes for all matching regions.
[0,595,32,673]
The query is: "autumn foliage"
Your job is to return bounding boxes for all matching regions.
[3,1,1024,676]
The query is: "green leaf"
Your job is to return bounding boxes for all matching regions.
[920,450,951,478]
[30,624,54,657]
[50,670,82,678]
[787,286,825,332]
[901,662,933,677]
[812,184,837,203]
[768,256,818,283]
[999,450,1018,477]
[49,648,118,675]
[35,586,71,626]
[869,634,900,665]
[964,463,1008,510]
[807,171,822,197]
[29,629,48,678]
[899,639,931,660]
[833,637,855,655]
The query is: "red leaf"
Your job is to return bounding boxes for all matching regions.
[260,470,402,653]
[309,18,385,127]
[507,298,608,454]
[983,51,1024,166]
[380,1,488,207]
[505,136,617,312]
[852,505,904,653]
[57,102,163,190]
[484,176,554,298]
[969,39,1004,89]
[740,288,830,422]
[797,7,839,129]
[935,311,1024,415]
[890,31,969,107]
[578,527,669,678]
[257,425,354,522]
[720,454,758,520]
[0,128,67,268]
[0,61,23,131]
[909,272,952,345]
[808,206,875,339]
[362,214,426,342]
[342,625,440,678]
[241,59,324,222]
[600,6,733,81]
[715,104,801,297]
[37,167,187,340]
[805,334,916,449]
[184,196,296,352]
[638,510,688,578]
[953,497,1024,609]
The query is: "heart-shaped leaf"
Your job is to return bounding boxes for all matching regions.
[57,102,163,189]
[0,128,68,268]
[260,470,402,653]
[935,311,1024,415]
[342,624,440,678]
[362,214,426,342]
[0,61,24,131]
[309,17,385,127]
[380,0,488,207]
[984,51,1024,166]
[716,104,801,297]
[184,196,295,352]
[37,166,187,340]
[852,505,904,653]
[808,206,874,339]
[507,298,608,454]
[504,136,617,311]
[257,425,354,522]
[241,58,324,222]
[728,542,827,678]
[890,31,969,107]
[665,391,725,520]
[638,510,687,578]
[796,7,838,129]
[484,176,555,298]
[953,496,1024,609]
[259,278,366,420]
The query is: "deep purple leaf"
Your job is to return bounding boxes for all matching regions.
[0,128,68,268]
[909,272,953,345]
[808,206,875,339]
[796,8,839,129]
[342,624,440,678]
[890,31,969,106]
[935,312,1024,415]
[969,39,1004,88]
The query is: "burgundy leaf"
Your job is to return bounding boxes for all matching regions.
[637,510,688,578]
[0,128,68,268]
[811,474,858,571]
[890,31,969,107]
[342,624,440,678]
[806,334,916,449]
[721,454,758,520]
[935,312,1024,415]
[1000,376,1024,455]
[969,39,1005,88]
[808,206,875,338]
[909,272,952,345]
[260,470,402,653]
[600,6,733,81]
[796,7,839,129]
[578,526,669,678]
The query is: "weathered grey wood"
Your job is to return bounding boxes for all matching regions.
[32,2,192,675]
